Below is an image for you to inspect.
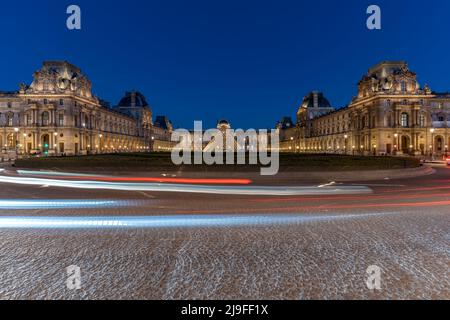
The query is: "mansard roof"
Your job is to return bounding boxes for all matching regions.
[277,116,294,129]
[118,91,150,108]
[154,115,173,130]
[301,91,333,109]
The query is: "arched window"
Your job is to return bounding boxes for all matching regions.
[385,113,393,127]
[59,113,64,127]
[401,113,409,127]
[419,114,426,127]
[401,82,407,92]
[41,111,49,126]
[7,113,13,127]
[7,133,15,149]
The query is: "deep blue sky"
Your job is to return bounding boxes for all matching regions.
[1,0,450,129]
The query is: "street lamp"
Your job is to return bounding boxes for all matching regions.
[14,128,19,156]
[53,132,58,155]
[430,128,435,159]
[394,133,399,155]
[98,134,103,153]
[23,133,27,155]
[344,134,348,155]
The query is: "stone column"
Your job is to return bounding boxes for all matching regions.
[416,133,420,150]
[33,132,38,150]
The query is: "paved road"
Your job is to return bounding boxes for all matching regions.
[0,165,448,299]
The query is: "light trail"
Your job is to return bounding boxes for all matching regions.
[56,176,253,185]
[250,191,450,203]
[0,175,372,196]
[378,185,450,193]
[0,199,143,209]
[17,170,99,177]
[17,170,253,185]
[0,212,398,229]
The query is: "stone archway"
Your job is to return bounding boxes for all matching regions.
[401,135,411,154]
[7,134,16,150]
[435,135,444,155]
[41,134,50,154]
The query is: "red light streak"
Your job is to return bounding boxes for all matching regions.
[46,175,253,185]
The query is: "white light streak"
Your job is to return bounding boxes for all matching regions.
[0,199,129,209]
[0,175,372,196]
[0,212,396,229]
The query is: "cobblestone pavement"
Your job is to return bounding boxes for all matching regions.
[0,165,448,299]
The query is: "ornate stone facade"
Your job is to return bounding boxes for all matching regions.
[279,61,450,157]
[0,61,172,157]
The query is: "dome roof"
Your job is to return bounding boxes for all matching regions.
[217,119,231,129]
[118,91,149,108]
[218,119,230,125]
[301,91,332,109]
[277,117,294,129]
[154,116,173,130]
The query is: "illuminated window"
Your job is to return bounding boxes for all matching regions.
[401,113,409,127]
[419,114,426,127]
[7,134,15,149]
[41,111,49,126]
[7,114,13,127]
[59,114,64,126]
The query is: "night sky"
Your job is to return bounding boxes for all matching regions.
[1,0,449,129]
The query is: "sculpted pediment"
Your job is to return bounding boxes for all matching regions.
[27,61,93,99]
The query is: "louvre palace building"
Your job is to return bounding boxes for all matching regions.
[278,61,450,157]
[0,61,173,157]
